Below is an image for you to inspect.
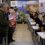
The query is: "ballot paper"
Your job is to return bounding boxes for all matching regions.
[32,26,39,29]
[9,14,16,27]
[9,14,14,20]
[30,22,36,25]
[30,19,33,22]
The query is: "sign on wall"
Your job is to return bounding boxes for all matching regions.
[10,1,18,7]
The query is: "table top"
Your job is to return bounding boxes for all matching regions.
[30,21,36,25]
[32,25,39,30]
[37,32,45,39]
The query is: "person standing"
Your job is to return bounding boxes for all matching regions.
[8,7,16,43]
[0,3,9,44]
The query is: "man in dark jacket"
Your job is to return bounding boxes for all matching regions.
[0,3,9,44]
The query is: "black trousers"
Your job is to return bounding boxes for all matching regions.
[8,27,14,42]
[0,27,9,44]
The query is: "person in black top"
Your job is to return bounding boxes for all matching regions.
[29,11,34,19]
[30,11,42,31]
[0,3,9,44]
[29,11,42,27]
[33,12,42,27]
[33,12,43,31]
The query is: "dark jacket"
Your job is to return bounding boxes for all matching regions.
[29,13,34,19]
[34,16,42,27]
[0,10,9,35]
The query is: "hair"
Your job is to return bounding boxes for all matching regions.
[10,7,13,9]
[2,3,9,8]
[0,3,4,11]
[2,2,10,12]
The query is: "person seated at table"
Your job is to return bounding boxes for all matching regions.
[33,12,42,31]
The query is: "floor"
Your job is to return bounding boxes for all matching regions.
[10,24,34,45]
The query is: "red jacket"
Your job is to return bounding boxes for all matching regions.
[9,15,16,28]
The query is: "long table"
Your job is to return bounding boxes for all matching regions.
[27,16,45,45]
[37,32,45,45]
[27,17,40,45]
[27,17,40,34]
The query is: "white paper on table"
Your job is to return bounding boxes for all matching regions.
[9,14,14,20]
[30,22,36,25]
[30,19,33,22]
[32,26,39,29]
[37,32,45,39]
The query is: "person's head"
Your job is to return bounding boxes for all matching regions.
[2,2,10,13]
[0,3,4,11]
[9,7,16,15]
